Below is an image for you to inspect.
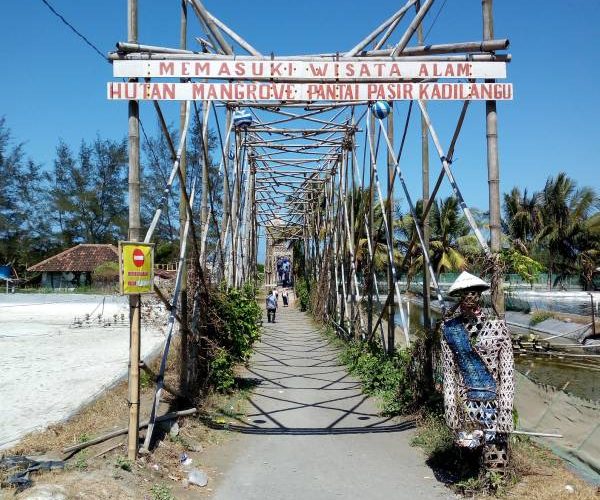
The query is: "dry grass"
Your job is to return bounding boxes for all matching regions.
[471,438,599,499]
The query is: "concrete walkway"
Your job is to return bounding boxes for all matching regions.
[205,304,453,499]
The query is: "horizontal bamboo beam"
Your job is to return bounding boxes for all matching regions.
[62,408,198,454]
[108,48,510,62]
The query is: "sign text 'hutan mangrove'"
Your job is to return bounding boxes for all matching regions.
[107,82,513,101]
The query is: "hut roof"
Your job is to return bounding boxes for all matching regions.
[27,244,119,272]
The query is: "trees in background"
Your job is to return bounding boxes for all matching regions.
[0,118,52,269]
[503,172,600,290]
[51,137,128,246]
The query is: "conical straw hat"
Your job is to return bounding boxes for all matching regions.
[447,271,490,297]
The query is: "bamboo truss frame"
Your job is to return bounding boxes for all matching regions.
[121,0,509,457]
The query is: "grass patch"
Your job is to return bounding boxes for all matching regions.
[529,310,555,326]
[339,340,415,415]
[150,483,174,500]
[114,455,132,472]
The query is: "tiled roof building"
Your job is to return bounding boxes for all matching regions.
[27,244,119,289]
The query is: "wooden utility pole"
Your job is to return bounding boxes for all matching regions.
[482,0,505,314]
[127,0,141,461]
[386,108,395,355]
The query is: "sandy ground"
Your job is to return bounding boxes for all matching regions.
[0,293,166,450]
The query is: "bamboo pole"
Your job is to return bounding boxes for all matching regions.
[386,107,396,354]
[126,0,141,462]
[63,409,198,455]
[109,43,510,61]
[391,0,435,57]
[199,102,210,266]
[178,0,190,398]
[417,100,490,254]
[483,0,505,315]
[366,113,375,338]
[204,9,262,56]
[187,0,233,55]
[417,9,433,394]
[345,0,416,57]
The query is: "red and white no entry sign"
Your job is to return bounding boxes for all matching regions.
[132,248,145,268]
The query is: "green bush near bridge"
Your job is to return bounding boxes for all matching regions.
[206,283,262,392]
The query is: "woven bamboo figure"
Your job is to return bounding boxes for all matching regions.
[441,272,515,470]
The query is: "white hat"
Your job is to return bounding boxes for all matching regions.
[447,271,490,297]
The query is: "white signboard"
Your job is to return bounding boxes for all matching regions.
[107,81,513,101]
[112,60,507,80]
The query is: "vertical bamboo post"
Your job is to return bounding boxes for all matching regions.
[230,132,240,285]
[386,107,396,355]
[350,148,356,339]
[220,107,232,280]
[482,0,505,315]
[127,0,141,461]
[178,0,189,397]
[199,102,210,266]
[417,3,431,333]
[367,113,375,339]
[417,9,434,395]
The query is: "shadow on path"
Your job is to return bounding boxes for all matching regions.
[203,305,416,436]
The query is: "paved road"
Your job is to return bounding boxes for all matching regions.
[205,304,453,499]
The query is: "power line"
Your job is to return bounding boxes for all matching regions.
[423,0,448,41]
[39,0,106,61]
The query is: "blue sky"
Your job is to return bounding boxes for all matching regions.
[1,0,598,215]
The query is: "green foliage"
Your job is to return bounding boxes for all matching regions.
[150,483,174,500]
[51,136,128,245]
[502,249,544,287]
[77,433,91,443]
[339,341,415,415]
[207,283,261,392]
[295,278,310,312]
[529,310,555,326]
[140,369,153,389]
[154,242,178,264]
[209,348,235,392]
[114,455,132,472]
[73,452,88,471]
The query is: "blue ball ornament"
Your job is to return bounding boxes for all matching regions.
[371,101,391,119]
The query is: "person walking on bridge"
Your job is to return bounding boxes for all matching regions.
[266,289,278,323]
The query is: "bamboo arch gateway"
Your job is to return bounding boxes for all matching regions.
[113,0,513,462]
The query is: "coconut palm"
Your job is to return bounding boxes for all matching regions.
[502,187,542,255]
[428,196,474,277]
[535,172,599,288]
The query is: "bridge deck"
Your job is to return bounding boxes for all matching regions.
[205,302,453,499]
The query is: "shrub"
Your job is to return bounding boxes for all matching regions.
[529,310,555,326]
[206,283,262,392]
[295,278,310,312]
[339,340,415,415]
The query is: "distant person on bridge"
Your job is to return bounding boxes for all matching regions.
[266,290,278,323]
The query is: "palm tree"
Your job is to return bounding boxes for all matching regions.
[502,187,542,255]
[535,172,599,288]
